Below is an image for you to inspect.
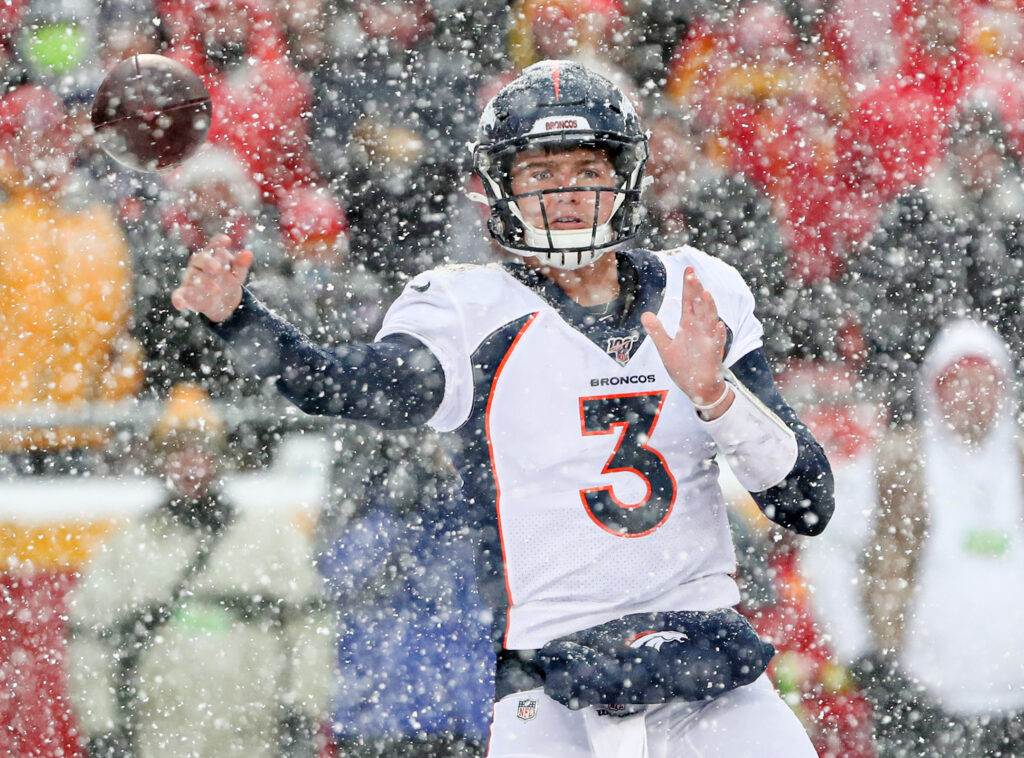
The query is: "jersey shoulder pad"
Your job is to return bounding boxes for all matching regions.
[654,246,761,365]
[433,262,488,275]
[405,262,505,288]
[404,262,529,306]
[656,245,748,291]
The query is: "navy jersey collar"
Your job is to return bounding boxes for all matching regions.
[502,249,666,366]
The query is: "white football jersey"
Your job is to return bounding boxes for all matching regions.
[377,248,764,650]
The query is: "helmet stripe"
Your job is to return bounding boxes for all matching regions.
[552,63,561,101]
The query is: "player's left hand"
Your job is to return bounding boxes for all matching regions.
[641,267,733,417]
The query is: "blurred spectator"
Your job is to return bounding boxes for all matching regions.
[781,361,886,667]
[666,0,979,283]
[728,492,876,758]
[641,98,857,367]
[507,0,626,71]
[781,0,834,44]
[66,384,336,758]
[309,0,480,292]
[246,184,382,348]
[618,0,702,93]
[97,0,165,68]
[161,0,320,206]
[641,105,794,365]
[665,0,857,281]
[971,0,1024,160]
[133,146,280,399]
[318,488,493,758]
[12,0,101,99]
[0,0,27,89]
[0,84,141,474]
[858,320,1024,756]
[486,0,635,108]
[13,0,105,175]
[667,0,847,136]
[779,0,893,84]
[845,98,1024,423]
[430,0,508,72]
[274,0,331,73]
[833,0,979,204]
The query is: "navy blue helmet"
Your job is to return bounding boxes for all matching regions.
[472,60,649,269]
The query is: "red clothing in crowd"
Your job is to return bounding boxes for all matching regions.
[159,0,319,205]
[667,0,979,284]
[0,0,26,57]
[833,0,978,203]
[743,546,877,758]
[971,0,1024,161]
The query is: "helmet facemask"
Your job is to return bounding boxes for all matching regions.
[476,137,647,270]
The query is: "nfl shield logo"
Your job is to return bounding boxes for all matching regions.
[606,334,638,366]
[516,698,538,721]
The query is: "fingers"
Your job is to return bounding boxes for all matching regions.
[171,286,189,311]
[641,311,671,353]
[682,267,696,318]
[681,267,718,325]
[211,246,234,272]
[171,235,250,319]
[172,276,205,312]
[191,249,229,277]
[230,249,254,280]
[193,237,248,272]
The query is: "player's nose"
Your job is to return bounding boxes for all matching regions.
[555,175,584,201]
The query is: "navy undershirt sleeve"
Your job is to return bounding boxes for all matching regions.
[729,348,835,536]
[206,289,444,429]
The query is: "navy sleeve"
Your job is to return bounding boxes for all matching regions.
[729,349,834,536]
[206,289,444,429]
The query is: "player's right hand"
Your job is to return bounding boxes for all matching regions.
[171,234,254,323]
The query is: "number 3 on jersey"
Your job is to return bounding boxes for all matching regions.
[579,391,677,537]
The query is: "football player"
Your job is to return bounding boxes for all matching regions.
[172,60,833,757]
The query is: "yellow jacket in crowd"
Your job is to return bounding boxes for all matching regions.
[0,184,141,451]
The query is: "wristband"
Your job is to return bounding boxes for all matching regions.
[692,383,731,413]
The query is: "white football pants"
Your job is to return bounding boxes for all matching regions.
[486,674,817,758]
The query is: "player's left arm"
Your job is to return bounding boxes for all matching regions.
[643,264,833,536]
[725,347,834,536]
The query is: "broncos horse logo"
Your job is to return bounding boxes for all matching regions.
[627,630,689,651]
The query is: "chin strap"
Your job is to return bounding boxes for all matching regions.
[529,248,607,270]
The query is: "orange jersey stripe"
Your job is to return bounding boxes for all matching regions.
[485,312,540,648]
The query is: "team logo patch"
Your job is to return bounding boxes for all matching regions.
[605,334,638,366]
[627,630,689,651]
[516,698,538,721]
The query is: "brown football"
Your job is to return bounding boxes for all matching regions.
[91,54,212,172]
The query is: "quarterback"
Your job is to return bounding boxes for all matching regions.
[172,61,834,757]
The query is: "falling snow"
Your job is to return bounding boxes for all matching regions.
[2,0,1024,756]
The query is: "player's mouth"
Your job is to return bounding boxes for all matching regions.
[549,214,587,229]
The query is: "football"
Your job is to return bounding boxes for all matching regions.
[91,54,212,172]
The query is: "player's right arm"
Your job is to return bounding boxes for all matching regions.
[171,236,445,429]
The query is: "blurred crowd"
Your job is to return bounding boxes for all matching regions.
[2,0,1024,756]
